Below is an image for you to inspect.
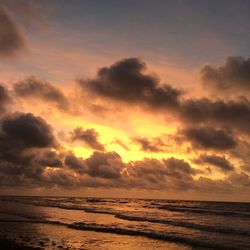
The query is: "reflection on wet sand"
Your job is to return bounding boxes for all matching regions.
[0,222,190,250]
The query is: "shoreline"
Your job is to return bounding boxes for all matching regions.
[0,221,191,250]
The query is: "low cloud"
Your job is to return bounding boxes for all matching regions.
[70,127,105,151]
[182,126,237,150]
[85,151,123,179]
[126,157,199,190]
[132,136,168,153]
[228,172,250,187]
[0,115,202,190]
[65,151,123,180]
[0,112,56,150]
[0,112,58,186]
[65,152,86,174]
[180,98,250,135]
[194,154,234,172]
[14,76,69,111]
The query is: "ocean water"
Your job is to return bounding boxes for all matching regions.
[0,196,249,250]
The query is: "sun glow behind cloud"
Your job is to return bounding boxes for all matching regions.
[0,0,250,201]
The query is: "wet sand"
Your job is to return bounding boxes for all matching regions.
[0,221,191,250]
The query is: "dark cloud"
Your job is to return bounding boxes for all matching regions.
[14,76,69,111]
[0,4,25,57]
[78,58,181,111]
[180,98,250,135]
[0,115,126,187]
[85,151,123,179]
[193,176,233,194]
[65,152,86,174]
[129,157,197,180]
[0,112,59,187]
[201,57,250,94]
[182,126,237,150]
[194,154,234,172]
[0,148,63,188]
[70,127,105,151]
[1,55,250,196]
[228,172,250,187]
[65,151,124,180]
[35,150,63,168]
[0,139,246,194]
[127,157,198,190]
[132,136,167,152]
[128,158,169,182]
[0,112,56,150]
[61,153,200,190]
[164,157,198,177]
[42,169,80,189]
[78,57,250,136]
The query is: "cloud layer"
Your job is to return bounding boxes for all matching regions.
[202,57,250,94]
[0,56,250,199]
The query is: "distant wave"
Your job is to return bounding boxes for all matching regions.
[1,198,249,237]
[81,208,250,236]
[1,203,249,238]
[158,205,250,217]
[3,197,249,218]
[1,197,249,215]
[115,214,250,236]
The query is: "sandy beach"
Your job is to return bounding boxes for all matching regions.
[0,221,190,250]
[0,197,249,250]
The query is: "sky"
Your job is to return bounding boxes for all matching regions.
[0,0,250,201]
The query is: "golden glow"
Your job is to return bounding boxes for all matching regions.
[8,55,242,185]
[18,92,238,182]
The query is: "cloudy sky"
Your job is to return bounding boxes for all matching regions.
[1,0,250,201]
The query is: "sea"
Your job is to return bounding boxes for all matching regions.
[0,196,249,250]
